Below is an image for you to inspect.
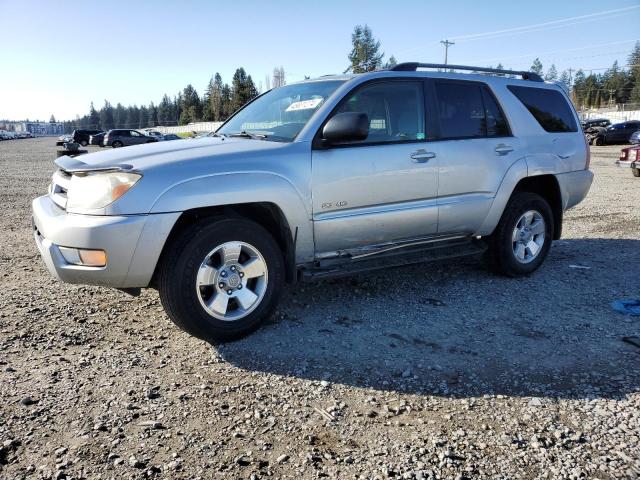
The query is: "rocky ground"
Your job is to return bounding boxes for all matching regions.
[0,137,639,479]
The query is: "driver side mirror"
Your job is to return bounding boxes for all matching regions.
[322,112,369,144]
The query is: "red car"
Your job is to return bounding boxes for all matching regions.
[617,146,640,178]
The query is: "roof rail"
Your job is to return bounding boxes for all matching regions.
[389,62,544,82]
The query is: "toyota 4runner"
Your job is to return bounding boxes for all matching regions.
[32,63,593,341]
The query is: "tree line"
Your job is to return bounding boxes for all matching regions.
[62,67,260,133]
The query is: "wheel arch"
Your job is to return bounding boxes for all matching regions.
[477,156,563,240]
[150,201,298,288]
[512,175,563,240]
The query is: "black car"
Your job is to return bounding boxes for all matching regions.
[593,121,640,145]
[89,132,106,146]
[72,129,102,146]
[162,134,181,141]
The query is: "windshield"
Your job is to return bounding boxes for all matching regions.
[217,80,345,142]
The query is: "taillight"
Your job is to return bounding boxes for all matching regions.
[636,150,640,161]
[620,150,628,160]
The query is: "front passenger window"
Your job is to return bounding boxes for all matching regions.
[333,81,425,145]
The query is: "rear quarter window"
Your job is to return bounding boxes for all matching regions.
[508,85,577,133]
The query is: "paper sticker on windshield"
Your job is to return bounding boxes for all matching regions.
[285,98,323,112]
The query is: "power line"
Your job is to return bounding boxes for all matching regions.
[450,5,640,42]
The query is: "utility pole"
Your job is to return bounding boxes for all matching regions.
[440,40,455,65]
[567,68,574,88]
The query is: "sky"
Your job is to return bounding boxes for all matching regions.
[1,0,639,122]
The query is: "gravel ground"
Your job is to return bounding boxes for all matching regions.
[0,137,639,479]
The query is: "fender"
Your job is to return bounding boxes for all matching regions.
[149,172,315,263]
[476,157,528,236]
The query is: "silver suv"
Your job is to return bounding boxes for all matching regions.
[32,63,593,341]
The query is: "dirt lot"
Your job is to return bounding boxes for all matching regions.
[0,137,639,479]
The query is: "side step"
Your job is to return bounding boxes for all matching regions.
[301,238,487,281]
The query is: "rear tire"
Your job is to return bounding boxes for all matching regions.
[633,168,640,177]
[485,192,553,277]
[80,140,88,147]
[158,217,285,342]
[594,136,604,146]
[112,141,123,148]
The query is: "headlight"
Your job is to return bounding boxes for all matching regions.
[67,171,141,209]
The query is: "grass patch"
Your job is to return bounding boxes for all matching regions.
[176,132,196,138]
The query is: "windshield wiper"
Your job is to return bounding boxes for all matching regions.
[228,130,267,140]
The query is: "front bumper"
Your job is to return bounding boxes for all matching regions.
[555,169,594,211]
[32,195,180,288]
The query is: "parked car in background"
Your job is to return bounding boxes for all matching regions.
[582,118,611,144]
[72,129,102,147]
[617,145,640,177]
[593,121,640,145]
[33,63,593,341]
[89,132,106,146]
[162,133,181,141]
[103,129,159,148]
[0,131,10,140]
[143,129,164,141]
[581,118,611,130]
[629,130,640,144]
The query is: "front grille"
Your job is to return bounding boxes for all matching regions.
[49,169,71,210]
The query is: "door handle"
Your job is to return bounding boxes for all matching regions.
[410,149,436,163]
[494,144,514,155]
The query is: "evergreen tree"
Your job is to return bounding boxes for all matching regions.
[114,103,126,128]
[179,85,201,125]
[99,100,115,131]
[202,77,214,121]
[558,70,571,91]
[221,84,232,118]
[49,114,56,123]
[383,55,398,69]
[347,24,384,73]
[230,68,258,112]
[572,69,586,107]
[125,106,137,128]
[544,64,558,81]
[157,95,172,125]
[88,102,100,129]
[138,105,148,129]
[148,102,158,127]
[627,42,640,103]
[530,58,543,76]
[210,73,225,121]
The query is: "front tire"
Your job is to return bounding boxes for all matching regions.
[594,136,604,146]
[158,218,285,342]
[485,192,553,277]
[633,168,640,178]
[112,141,123,148]
[80,140,88,146]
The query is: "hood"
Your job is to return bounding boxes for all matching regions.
[55,137,287,173]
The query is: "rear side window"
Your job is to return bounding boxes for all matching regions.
[435,82,485,139]
[508,85,577,133]
[434,81,510,139]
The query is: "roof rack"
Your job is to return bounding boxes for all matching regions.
[389,62,543,82]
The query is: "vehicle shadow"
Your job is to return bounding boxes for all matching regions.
[216,238,640,399]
